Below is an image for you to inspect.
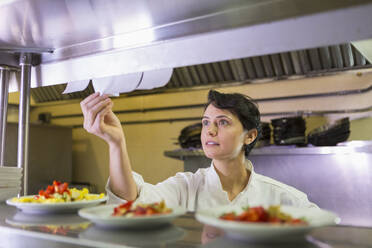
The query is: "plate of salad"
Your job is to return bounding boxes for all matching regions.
[6,181,106,214]
[195,205,340,242]
[78,200,186,228]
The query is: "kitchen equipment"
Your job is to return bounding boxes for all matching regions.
[271,116,306,146]
[255,122,271,148]
[178,123,202,149]
[308,118,350,146]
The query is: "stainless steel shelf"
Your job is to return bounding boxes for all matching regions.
[164,141,372,160]
[164,149,205,160]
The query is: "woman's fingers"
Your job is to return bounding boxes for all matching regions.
[85,94,109,111]
[81,93,99,130]
[80,93,110,114]
[80,92,99,111]
[80,93,124,145]
[84,95,108,128]
[86,98,111,130]
[82,96,112,133]
[91,102,113,135]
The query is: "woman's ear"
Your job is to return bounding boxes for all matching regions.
[245,128,258,145]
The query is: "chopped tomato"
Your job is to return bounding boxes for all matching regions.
[219,206,307,225]
[290,218,306,225]
[112,200,172,217]
[145,208,156,215]
[220,212,236,221]
[134,207,147,216]
[53,180,61,186]
[119,201,133,210]
[37,181,72,199]
[268,217,282,223]
[58,182,69,194]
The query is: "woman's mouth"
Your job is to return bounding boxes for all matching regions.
[205,141,219,145]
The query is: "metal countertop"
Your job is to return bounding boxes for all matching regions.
[0,203,371,248]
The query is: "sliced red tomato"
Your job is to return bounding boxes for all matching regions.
[58,182,69,194]
[290,219,306,225]
[112,200,171,217]
[119,201,133,210]
[145,207,156,215]
[220,212,236,221]
[219,206,307,225]
[134,206,147,215]
[268,217,282,223]
[53,180,61,186]
[251,206,269,222]
[37,181,73,199]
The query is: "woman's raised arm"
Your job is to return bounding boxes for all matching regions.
[80,93,138,201]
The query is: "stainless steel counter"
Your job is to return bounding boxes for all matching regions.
[1,203,372,248]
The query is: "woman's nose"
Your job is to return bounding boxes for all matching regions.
[207,124,217,136]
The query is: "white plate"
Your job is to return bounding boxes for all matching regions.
[78,204,187,228]
[6,195,107,214]
[196,205,340,243]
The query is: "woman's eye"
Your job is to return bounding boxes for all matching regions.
[202,120,209,126]
[219,119,228,126]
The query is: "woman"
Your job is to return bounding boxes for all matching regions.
[80,90,318,211]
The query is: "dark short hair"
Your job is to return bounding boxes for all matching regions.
[205,90,262,157]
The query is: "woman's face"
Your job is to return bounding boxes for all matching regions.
[201,104,250,160]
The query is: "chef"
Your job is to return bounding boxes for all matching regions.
[80,90,318,210]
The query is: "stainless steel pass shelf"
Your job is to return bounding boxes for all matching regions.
[164,141,372,160]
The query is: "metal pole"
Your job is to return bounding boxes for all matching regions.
[18,54,32,196]
[0,68,10,166]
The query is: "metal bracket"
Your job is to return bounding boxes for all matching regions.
[0,65,20,71]
[0,47,52,67]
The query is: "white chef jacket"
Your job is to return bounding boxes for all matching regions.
[106,160,318,211]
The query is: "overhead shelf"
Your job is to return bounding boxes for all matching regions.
[164,141,372,160]
[2,0,372,91]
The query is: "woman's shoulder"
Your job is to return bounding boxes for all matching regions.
[173,166,211,179]
[162,167,210,184]
[253,173,308,198]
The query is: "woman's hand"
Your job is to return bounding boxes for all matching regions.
[81,92,137,201]
[80,93,124,146]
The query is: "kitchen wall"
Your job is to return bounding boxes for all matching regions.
[8,68,372,193]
